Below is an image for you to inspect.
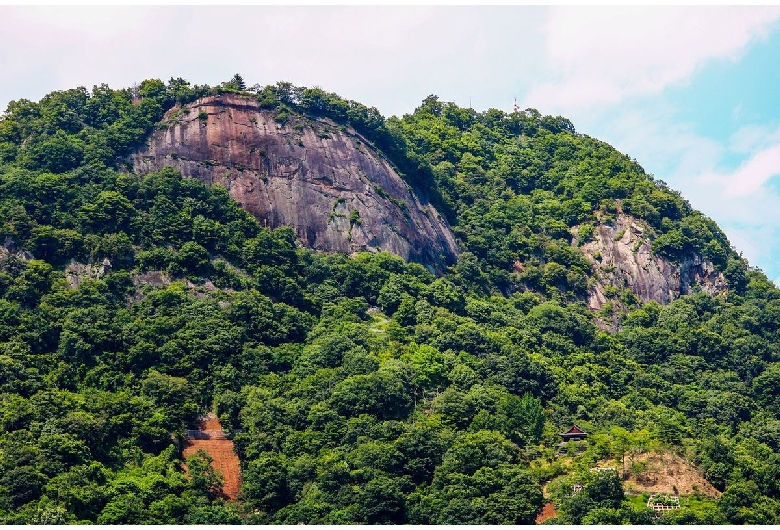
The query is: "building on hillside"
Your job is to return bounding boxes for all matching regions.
[559,424,588,442]
[555,424,589,457]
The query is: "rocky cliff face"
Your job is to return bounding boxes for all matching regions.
[131,94,458,270]
[575,214,727,311]
[1,237,33,263]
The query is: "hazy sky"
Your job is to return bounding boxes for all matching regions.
[3,6,780,283]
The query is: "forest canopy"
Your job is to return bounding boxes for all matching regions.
[0,76,778,524]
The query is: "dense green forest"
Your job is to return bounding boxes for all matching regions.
[1,75,779,524]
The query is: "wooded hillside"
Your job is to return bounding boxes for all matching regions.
[0,77,777,524]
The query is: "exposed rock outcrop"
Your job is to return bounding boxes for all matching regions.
[0,237,34,266]
[65,258,112,289]
[576,214,727,311]
[132,94,458,271]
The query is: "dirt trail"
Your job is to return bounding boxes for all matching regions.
[182,413,241,500]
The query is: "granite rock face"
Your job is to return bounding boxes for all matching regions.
[65,258,112,289]
[0,237,34,264]
[576,214,727,310]
[132,94,458,270]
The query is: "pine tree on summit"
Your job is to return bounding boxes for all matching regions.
[227,73,246,91]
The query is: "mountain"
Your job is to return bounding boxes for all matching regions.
[0,77,779,525]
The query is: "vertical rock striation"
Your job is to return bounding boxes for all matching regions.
[132,94,458,270]
[577,214,727,310]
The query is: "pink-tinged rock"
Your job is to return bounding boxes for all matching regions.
[132,93,458,270]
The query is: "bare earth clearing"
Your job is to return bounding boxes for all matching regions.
[536,502,557,523]
[182,413,242,500]
[535,450,719,522]
[613,451,721,497]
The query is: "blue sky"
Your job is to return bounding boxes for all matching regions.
[2,6,780,283]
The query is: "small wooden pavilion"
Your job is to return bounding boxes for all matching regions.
[559,424,588,443]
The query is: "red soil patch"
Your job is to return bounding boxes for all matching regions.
[182,413,242,501]
[536,502,557,523]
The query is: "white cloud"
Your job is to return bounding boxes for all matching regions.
[728,123,780,154]
[523,6,780,113]
[0,6,548,118]
[666,166,780,280]
[669,141,780,283]
[589,103,722,181]
[700,142,780,197]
